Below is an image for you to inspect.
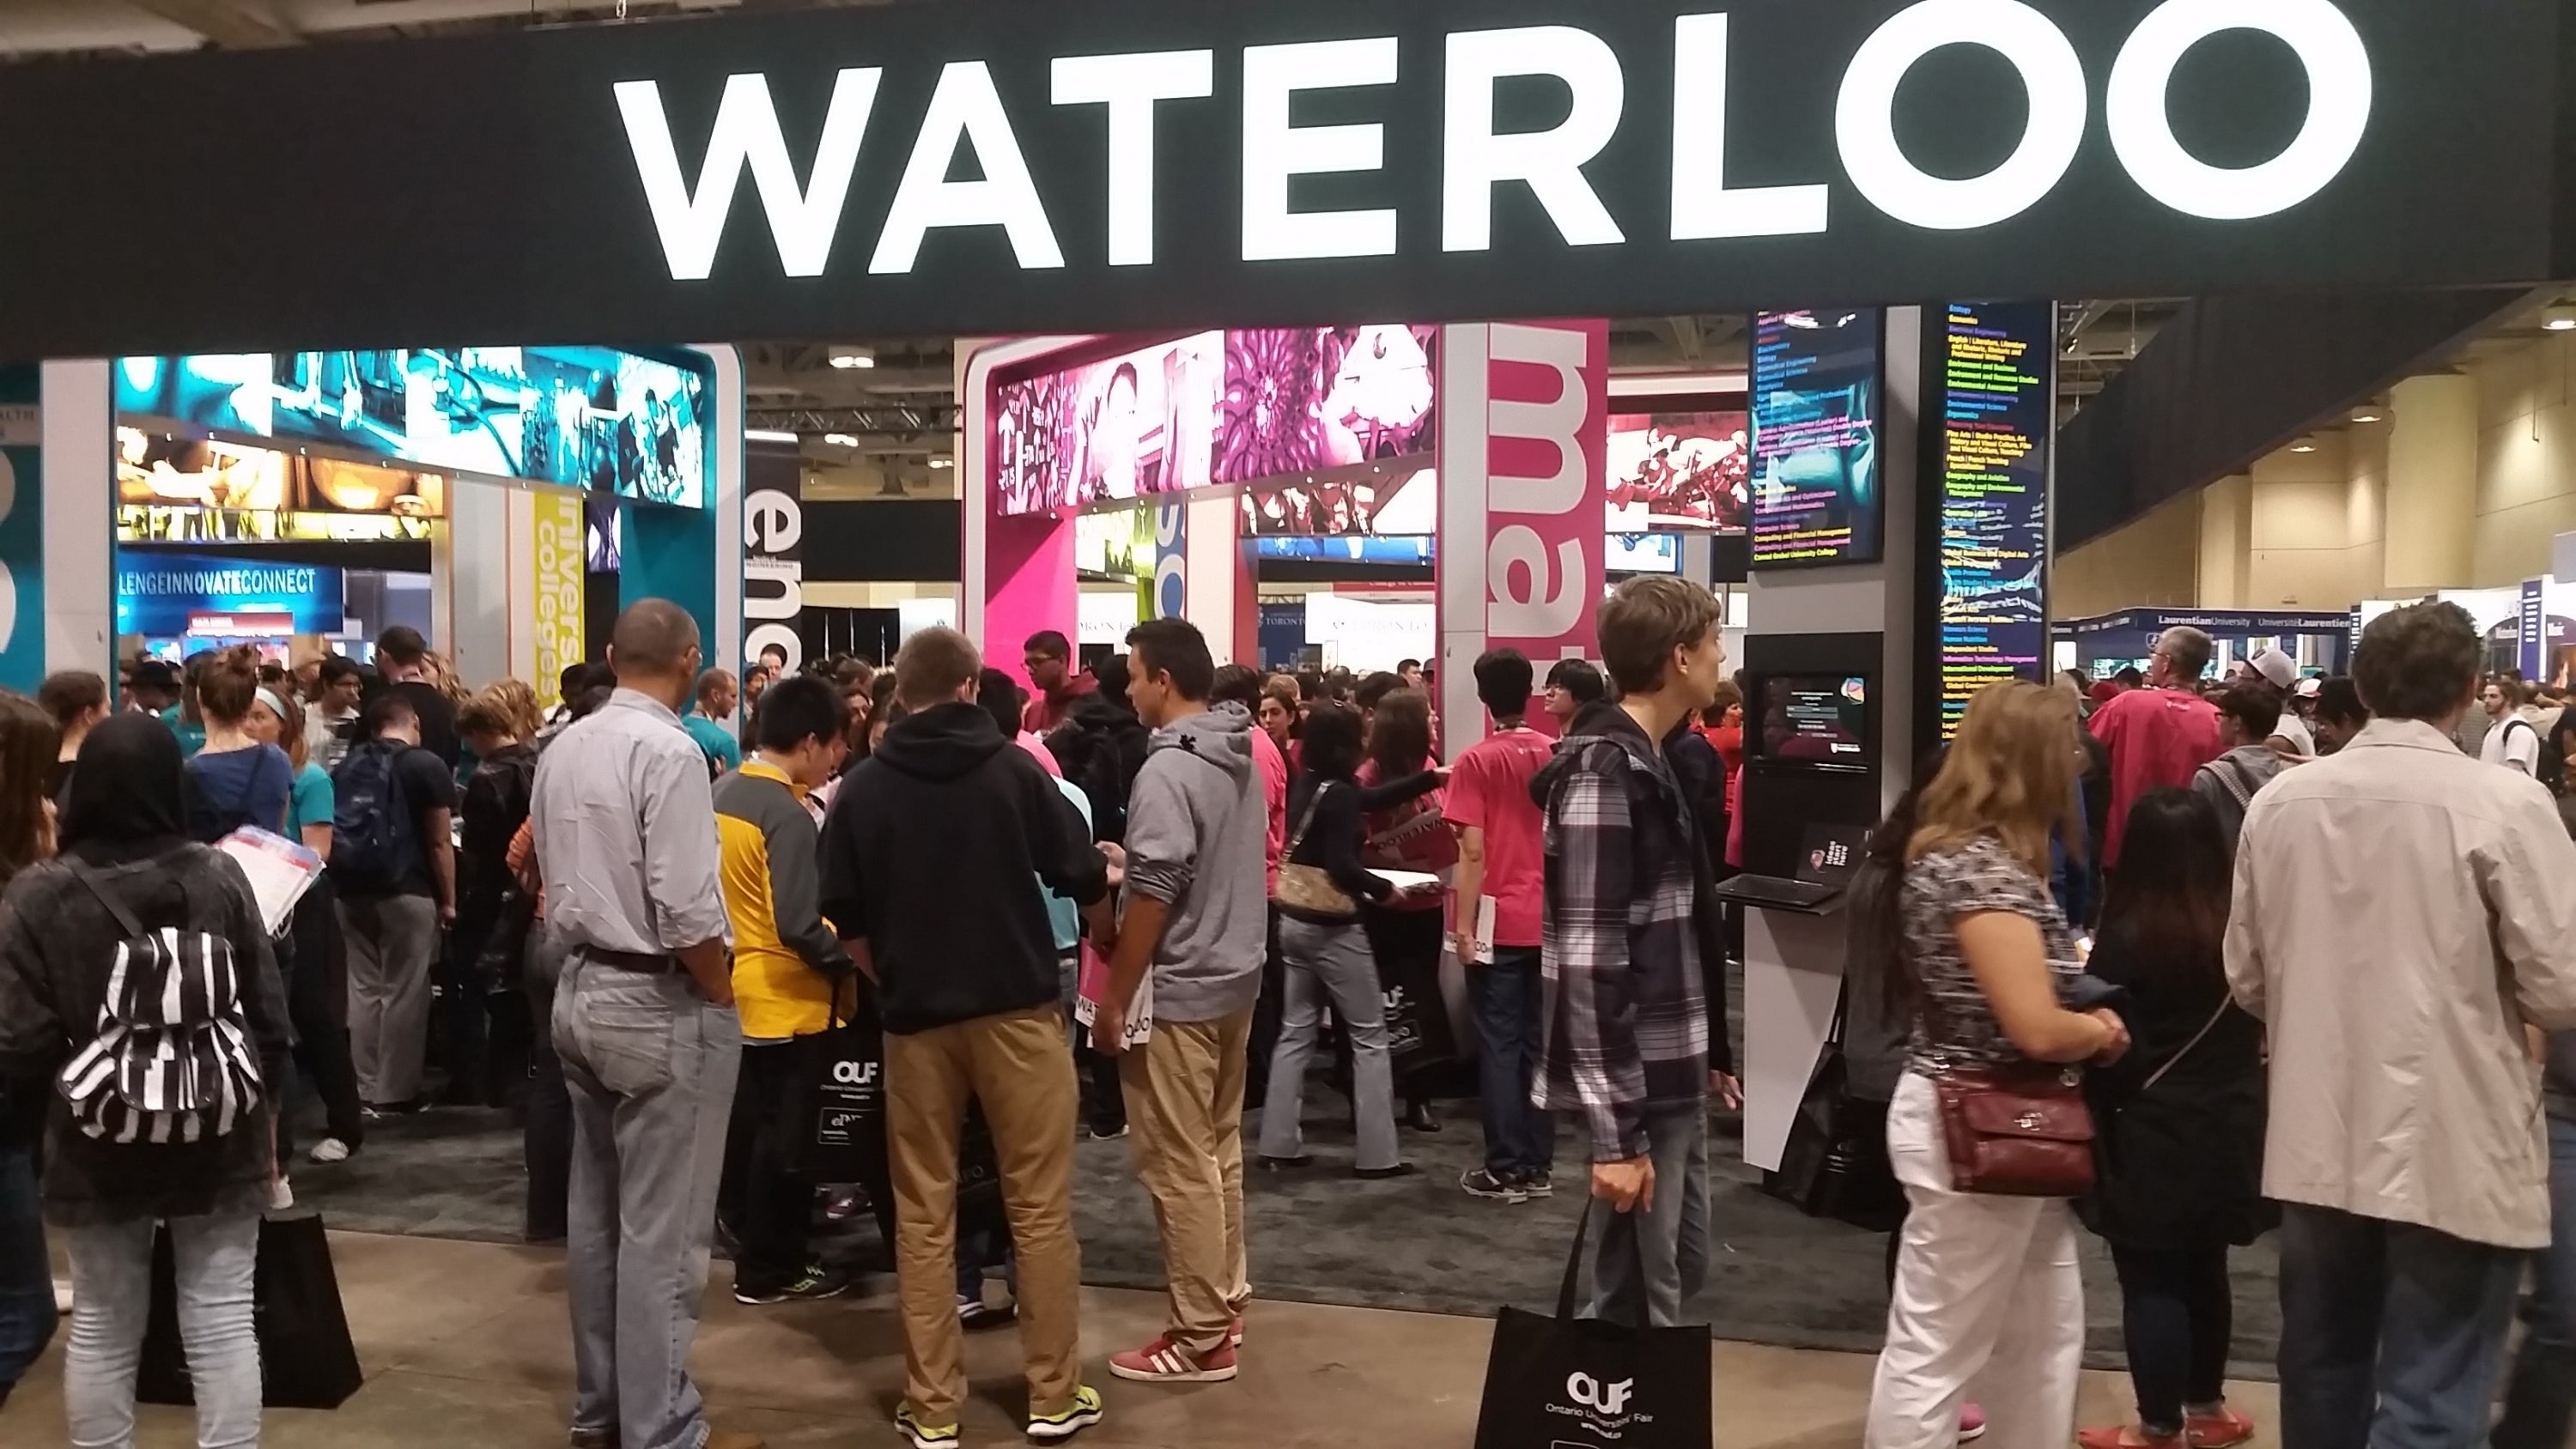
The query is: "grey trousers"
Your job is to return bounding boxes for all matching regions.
[553,955,744,1449]
[64,1213,261,1449]
[339,892,440,1106]
[1589,1106,1711,1328]
[1258,916,1400,1171]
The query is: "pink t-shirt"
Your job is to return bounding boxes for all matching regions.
[2089,685,2223,868]
[1015,731,1063,778]
[1443,726,1552,949]
[1249,723,1287,894]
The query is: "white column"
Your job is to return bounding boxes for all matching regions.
[446,479,513,688]
[41,360,113,680]
[2385,372,2478,592]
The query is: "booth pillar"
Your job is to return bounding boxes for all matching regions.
[16,361,113,691]
[1736,306,1925,1173]
[2197,475,2252,609]
[2385,373,2480,593]
[444,482,512,686]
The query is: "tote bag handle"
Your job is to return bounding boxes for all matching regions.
[1554,1199,1595,1320]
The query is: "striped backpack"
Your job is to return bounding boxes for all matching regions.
[54,861,264,1144]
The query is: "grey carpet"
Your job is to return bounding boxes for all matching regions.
[294,1089,2280,1378]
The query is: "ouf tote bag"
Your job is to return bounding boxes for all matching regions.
[137,1214,366,1410]
[1472,1203,1714,1449]
[775,1005,885,1183]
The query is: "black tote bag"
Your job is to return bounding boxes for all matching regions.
[138,1213,366,1410]
[1765,990,1903,1232]
[774,1005,886,1183]
[1472,1203,1715,1449]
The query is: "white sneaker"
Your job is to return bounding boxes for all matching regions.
[53,1278,71,1314]
[270,1177,295,1212]
[307,1137,352,1165]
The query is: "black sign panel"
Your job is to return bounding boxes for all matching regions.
[0,0,2558,358]
[1930,300,2054,740]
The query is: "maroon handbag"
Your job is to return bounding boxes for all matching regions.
[1929,1062,2096,1197]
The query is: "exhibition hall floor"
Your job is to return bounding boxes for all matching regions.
[0,1230,2287,1449]
[268,1087,2282,1373]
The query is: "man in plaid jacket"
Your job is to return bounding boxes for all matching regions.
[1531,577,1741,1329]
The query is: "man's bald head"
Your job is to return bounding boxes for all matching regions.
[609,599,702,710]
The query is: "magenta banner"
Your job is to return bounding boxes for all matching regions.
[1480,320,1608,678]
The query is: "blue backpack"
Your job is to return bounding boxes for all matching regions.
[330,742,416,891]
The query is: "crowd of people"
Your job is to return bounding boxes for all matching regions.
[0,580,2572,1449]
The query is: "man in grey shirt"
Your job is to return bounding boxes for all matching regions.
[1091,619,1267,1385]
[531,599,759,1449]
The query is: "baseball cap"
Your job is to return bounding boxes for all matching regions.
[2248,646,2298,690]
[2294,676,2322,699]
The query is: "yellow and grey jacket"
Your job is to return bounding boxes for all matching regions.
[714,760,853,1040]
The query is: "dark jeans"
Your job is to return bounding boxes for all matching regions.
[1467,947,1552,1178]
[0,1135,53,1406]
[2494,1114,2576,1449]
[2109,1241,2233,1435]
[284,875,364,1158]
[435,925,490,1102]
[523,922,574,1242]
[2278,1203,2525,1449]
[1245,906,1285,1108]
[719,1041,811,1294]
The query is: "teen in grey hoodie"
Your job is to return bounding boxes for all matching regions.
[1096,620,1269,1385]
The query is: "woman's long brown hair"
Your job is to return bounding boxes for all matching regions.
[0,689,61,888]
[1907,681,2083,877]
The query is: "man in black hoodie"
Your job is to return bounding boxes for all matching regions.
[818,626,1115,1449]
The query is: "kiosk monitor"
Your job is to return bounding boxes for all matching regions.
[1754,672,1872,771]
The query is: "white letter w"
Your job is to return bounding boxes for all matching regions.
[615,70,881,281]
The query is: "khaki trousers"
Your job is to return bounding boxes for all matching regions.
[884,1004,1083,1422]
[1119,1007,1254,1355]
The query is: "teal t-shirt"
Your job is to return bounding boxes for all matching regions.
[160,706,206,760]
[289,761,334,838]
[1045,777,1093,952]
[683,713,742,773]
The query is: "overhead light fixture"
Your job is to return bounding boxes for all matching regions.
[2548,307,2576,332]
[2349,404,2383,423]
[828,345,877,369]
[744,428,799,444]
[823,432,860,448]
[927,458,953,470]
[2289,435,2318,453]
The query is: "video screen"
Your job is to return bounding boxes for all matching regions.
[115,345,712,509]
[1607,411,1748,533]
[1242,465,1434,537]
[1759,674,1870,767]
[118,427,446,518]
[994,324,1437,518]
[586,495,622,573]
[1606,533,1680,574]
[1751,311,1881,567]
[1252,535,1434,566]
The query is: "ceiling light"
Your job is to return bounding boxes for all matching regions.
[828,346,877,369]
[2349,404,2383,423]
[2289,436,2318,453]
[927,458,953,470]
[823,433,860,448]
[744,428,799,444]
[2547,307,2576,332]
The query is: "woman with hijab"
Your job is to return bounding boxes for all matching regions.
[0,714,291,1449]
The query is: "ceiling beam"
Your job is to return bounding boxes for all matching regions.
[127,0,301,47]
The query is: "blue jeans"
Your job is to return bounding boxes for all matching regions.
[2277,1203,2526,1449]
[64,1213,262,1449]
[555,956,744,1449]
[1467,948,1553,1179]
[2494,1114,2576,1449]
[0,1137,53,1404]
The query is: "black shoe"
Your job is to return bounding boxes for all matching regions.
[1354,1162,1420,1180]
[734,1264,850,1306]
[1403,1100,1443,1134]
[1460,1168,1529,1203]
[1257,1155,1313,1171]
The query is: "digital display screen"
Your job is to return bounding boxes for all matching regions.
[117,427,447,518]
[114,346,712,508]
[1606,532,1680,573]
[1934,301,2053,740]
[117,550,345,637]
[994,324,1436,517]
[1750,311,1881,567]
[1241,465,1433,537]
[1251,535,1434,566]
[118,506,433,545]
[1759,674,1869,767]
[1607,411,1748,533]
[586,494,623,573]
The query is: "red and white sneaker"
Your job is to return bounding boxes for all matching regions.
[1230,1314,1244,1348]
[1109,1335,1238,1384]
[1957,1403,1988,1442]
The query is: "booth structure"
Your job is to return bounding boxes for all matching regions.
[2054,607,2352,682]
[0,0,2568,1185]
[4,349,745,711]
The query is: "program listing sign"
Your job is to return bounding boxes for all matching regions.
[1750,309,1881,567]
[1934,300,2053,739]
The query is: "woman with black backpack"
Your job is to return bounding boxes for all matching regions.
[183,646,294,844]
[0,712,292,1449]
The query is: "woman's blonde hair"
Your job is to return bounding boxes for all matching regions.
[1908,681,2082,876]
[487,678,543,743]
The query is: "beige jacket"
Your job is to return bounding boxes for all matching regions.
[2226,718,2576,1249]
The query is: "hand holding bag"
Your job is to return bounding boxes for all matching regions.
[1929,1061,2096,1197]
[1471,1203,1715,1449]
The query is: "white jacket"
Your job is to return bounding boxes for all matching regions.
[2227,718,2576,1248]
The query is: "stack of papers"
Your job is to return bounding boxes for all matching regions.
[216,827,325,936]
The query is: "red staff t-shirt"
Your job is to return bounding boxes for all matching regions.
[2089,685,2223,868]
[1443,725,1553,949]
